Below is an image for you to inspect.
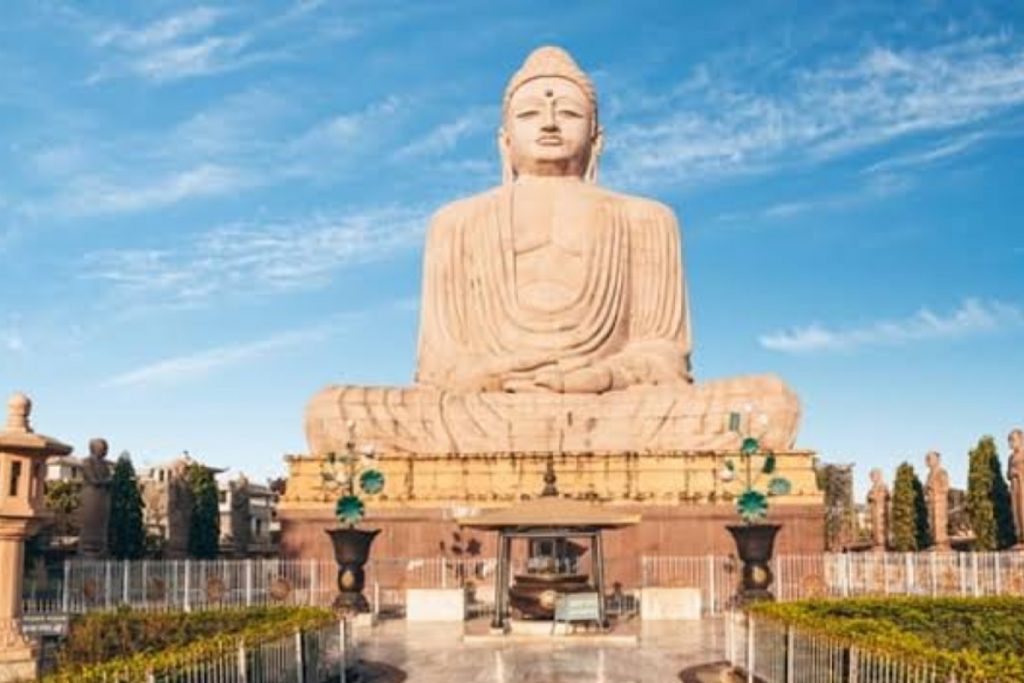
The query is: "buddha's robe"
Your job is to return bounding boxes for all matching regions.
[306,182,800,455]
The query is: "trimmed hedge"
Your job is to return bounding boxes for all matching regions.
[47,607,335,683]
[750,597,1024,682]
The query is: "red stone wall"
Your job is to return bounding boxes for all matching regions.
[280,503,824,586]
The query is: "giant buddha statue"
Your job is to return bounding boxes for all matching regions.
[305,46,800,457]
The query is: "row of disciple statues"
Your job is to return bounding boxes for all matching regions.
[867,429,1024,551]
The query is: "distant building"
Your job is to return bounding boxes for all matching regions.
[139,453,224,558]
[218,475,279,557]
[45,455,84,483]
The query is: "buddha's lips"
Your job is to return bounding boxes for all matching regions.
[537,136,563,145]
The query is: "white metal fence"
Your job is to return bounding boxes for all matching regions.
[45,619,355,683]
[26,551,1024,619]
[726,611,946,683]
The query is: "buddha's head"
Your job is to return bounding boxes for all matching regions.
[926,450,941,470]
[500,46,603,183]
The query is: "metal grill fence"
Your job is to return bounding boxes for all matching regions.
[726,611,946,683]
[25,551,1024,618]
[41,619,355,683]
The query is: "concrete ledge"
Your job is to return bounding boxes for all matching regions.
[406,588,465,622]
[640,587,702,620]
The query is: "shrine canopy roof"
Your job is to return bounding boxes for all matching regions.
[455,497,640,531]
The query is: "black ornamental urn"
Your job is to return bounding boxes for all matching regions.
[727,523,781,605]
[326,527,380,613]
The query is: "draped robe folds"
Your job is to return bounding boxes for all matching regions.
[306,183,801,456]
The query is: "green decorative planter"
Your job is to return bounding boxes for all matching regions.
[326,527,380,613]
[727,523,781,605]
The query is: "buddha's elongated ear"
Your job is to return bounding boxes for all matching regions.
[584,125,604,184]
[498,128,514,184]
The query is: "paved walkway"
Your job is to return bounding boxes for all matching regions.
[356,618,727,682]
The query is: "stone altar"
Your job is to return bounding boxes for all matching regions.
[283,46,823,565]
[925,451,951,551]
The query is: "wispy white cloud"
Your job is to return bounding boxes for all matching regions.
[84,205,427,308]
[95,7,225,51]
[716,173,913,224]
[608,34,1024,188]
[759,299,1024,354]
[56,164,252,216]
[394,107,496,160]
[88,6,286,83]
[862,131,992,174]
[102,327,329,388]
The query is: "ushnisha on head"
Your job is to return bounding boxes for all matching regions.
[500,46,603,183]
[926,450,941,469]
[88,438,109,460]
[869,468,883,485]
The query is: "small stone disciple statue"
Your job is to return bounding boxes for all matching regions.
[866,468,890,551]
[305,46,801,457]
[925,451,951,551]
[79,438,112,558]
[1008,428,1024,548]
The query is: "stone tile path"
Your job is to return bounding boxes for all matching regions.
[355,618,727,682]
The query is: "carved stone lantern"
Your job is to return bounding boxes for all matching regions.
[0,392,71,683]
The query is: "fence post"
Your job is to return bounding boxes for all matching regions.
[339,619,348,683]
[441,556,448,589]
[62,559,71,613]
[773,556,783,601]
[707,555,716,613]
[309,558,318,607]
[237,641,248,683]
[104,560,112,610]
[245,559,254,607]
[184,559,192,613]
[785,625,795,683]
[847,645,859,682]
[842,554,851,597]
[122,559,130,605]
[295,630,306,683]
[995,553,1003,595]
[746,614,755,683]
[905,553,914,594]
[373,581,380,618]
[930,552,937,597]
[971,552,980,598]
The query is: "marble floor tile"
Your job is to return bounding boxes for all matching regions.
[356,619,727,682]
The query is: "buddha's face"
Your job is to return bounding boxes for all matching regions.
[1011,429,1023,452]
[504,76,595,178]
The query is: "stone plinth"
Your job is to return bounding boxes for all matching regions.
[640,588,701,620]
[406,589,465,622]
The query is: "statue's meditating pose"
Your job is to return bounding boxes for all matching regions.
[306,46,800,456]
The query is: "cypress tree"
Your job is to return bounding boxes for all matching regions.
[892,462,930,551]
[187,463,220,559]
[108,452,147,559]
[912,471,932,550]
[968,436,1016,550]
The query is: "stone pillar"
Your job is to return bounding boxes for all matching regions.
[0,393,72,683]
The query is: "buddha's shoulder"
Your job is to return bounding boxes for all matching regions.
[590,186,679,225]
[429,187,505,227]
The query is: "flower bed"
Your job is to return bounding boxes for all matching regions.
[749,596,1024,682]
[47,606,335,682]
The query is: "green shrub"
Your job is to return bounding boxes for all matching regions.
[48,607,334,682]
[750,597,1024,682]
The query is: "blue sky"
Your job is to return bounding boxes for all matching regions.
[1,1,1022,496]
